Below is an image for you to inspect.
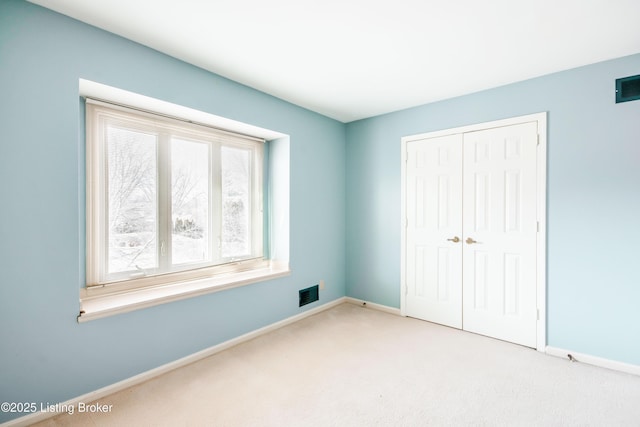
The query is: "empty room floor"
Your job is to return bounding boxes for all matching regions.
[33,303,640,426]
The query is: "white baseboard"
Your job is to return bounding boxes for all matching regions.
[344,297,401,316]
[1,297,347,427]
[9,299,636,426]
[546,346,640,376]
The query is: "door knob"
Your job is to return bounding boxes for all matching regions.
[466,237,478,244]
[447,236,460,243]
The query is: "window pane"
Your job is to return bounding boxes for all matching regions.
[172,138,210,265]
[221,146,250,258]
[107,126,157,274]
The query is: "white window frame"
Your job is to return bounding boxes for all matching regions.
[78,80,290,322]
[86,100,266,289]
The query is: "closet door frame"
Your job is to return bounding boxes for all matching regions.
[401,112,547,352]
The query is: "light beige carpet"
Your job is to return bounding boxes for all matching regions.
[33,303,640,426]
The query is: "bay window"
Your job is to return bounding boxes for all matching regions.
[86,100,265,289]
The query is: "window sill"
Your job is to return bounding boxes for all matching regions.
[78,263,290,323]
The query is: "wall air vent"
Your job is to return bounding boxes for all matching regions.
[299,285,319,307]
[616,74,640,103]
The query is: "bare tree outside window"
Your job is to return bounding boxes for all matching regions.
[107,127,157,274]
[171,138,209,265]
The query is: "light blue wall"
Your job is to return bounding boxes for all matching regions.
[346,53,640,366]
[1,0,639,423]
[0,1,346,422]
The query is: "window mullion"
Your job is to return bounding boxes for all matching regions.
[158,132,172,272]
[211,141,222,264]
[252,145,264,258]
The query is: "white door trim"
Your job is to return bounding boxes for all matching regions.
[401,112,547,352]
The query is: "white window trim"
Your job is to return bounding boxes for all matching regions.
[78,79,290,322]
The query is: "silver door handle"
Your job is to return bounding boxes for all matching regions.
[447,236,460,243]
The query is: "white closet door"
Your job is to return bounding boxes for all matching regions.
[462,122,538,348]
[405,134,463,328]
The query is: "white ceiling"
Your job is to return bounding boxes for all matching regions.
[28,0,640,122]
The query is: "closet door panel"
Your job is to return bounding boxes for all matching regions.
[405,134,463,328]
[462,122,538,348]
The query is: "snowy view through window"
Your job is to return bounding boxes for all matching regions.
[221,146,250,258]
[107,127,158,274]
[107,127,251,277]
[171,138,209,265]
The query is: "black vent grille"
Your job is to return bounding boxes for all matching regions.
[616,74,640,103]
[299,285,319,307]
